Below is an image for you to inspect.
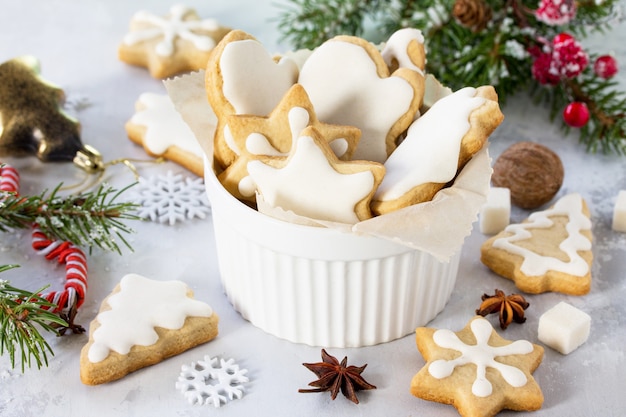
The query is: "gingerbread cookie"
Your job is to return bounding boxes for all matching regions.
[205,29,299,169]
[125,92,211,176]
[80,273,218,385]
[481,193,593,295]
[371,86,503,216]
[298,33,425,163]
[218,84,361,202]
[411,316,544,417]
[247,126,384,224]
[119,5,230,79]
[381,28,426,76]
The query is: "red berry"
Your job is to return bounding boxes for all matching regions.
[594,55,618,79]
[553,33,574,46]
[563,102,590,128]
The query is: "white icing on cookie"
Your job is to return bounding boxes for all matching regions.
[429,317,533,397]
[130,93,207,157]
[220,39,298,115]
[298,39,415,163]
[381,28,425,75]
[493,193,592,276]
[88,273,213,363]
[329,138,348,158]
[124,5,220,56]
[245,133,287,156]
[238,176,256,198]
[235,106,309,171]
[374,87,486,201]
[223,124,240,155]
[247,134,375,224]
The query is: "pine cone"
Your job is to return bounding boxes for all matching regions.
[452,0,493,32]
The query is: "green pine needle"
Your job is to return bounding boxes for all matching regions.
[275,0,625,155]
[0,182,140,254]
[0,265,68,372]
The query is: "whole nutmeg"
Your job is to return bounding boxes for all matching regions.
[492,142,564,209]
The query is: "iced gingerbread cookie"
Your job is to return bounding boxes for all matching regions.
[119,5,230,79]
[381,28,427,76]
[80,273,218,385]
[411,316,544,417]
[481,193,593,295]
[247,126,384,224]
[125,92,212,176]
[298,32,425,163]
[205,30,299,169]
[218,84,361,203]
[371,86,503,216]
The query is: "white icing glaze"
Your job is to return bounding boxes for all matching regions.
[381,28,425,75]
[220,39,298,115]
[428,318,533,397]
[124,5,220,56]
[493,193,592,276]
[238,105,314,193]
[238,176,256,198]
[245,133,286,156]
[298,40,415,163]
[130,93,208,156]
[374,87,485,201]
[88,273,213,363]
[247,134,374,224]
[329,138,348,158]
[288,106,310,143]
[223,124,240,155]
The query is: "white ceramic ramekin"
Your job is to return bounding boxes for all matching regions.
[204,160,461,348]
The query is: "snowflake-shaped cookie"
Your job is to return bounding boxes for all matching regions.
[411,316,544,417]
[119,5,229,78]
[176,356,249,407]
[132,171,210,225]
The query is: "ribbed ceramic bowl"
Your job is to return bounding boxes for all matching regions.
[204,160,461,348]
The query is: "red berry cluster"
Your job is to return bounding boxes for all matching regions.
[535,0,576,26]
[531,33,588,86]
[531,34,621,129]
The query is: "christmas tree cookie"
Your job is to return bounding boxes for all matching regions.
[480,193,593,295]
[80,273,218,385]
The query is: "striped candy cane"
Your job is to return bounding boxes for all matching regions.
[1,162,88,323]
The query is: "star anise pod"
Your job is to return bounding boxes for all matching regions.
[298,349,376,404]
[475,289,529,330]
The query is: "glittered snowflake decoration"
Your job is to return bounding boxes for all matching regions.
[132,171,211,225]
[176,356,249,407]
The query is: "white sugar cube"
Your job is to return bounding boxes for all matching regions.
[612,190,626,232]
[538,302,591,355]
[479,187,510,234]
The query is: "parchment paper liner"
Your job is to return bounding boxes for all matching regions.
[164,70,492,262]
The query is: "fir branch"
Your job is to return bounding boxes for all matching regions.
[565,70,626,154]
[0,183,139,253]
[276,0,383,49]
[0,265,68,372]
[275,0,626,154]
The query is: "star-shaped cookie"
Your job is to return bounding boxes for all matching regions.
[247,126,384,224]
[218,83,361,202]
[480,193,593,295]
[411,316,544,417]
[118,5,230,79]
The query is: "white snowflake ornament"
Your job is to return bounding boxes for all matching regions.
[133,171,210,225]
[176,356,249,407]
